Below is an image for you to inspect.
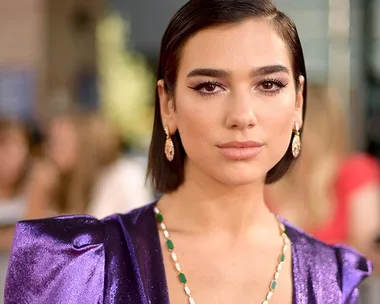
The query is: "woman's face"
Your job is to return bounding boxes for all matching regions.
[159,18,304,187]
[46,118,78,173]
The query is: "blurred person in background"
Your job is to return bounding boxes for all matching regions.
[0,119,30,250]
[27,112,152,218]
[266,84,380,270]
[0,118,30,301]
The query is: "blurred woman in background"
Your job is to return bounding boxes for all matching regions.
[27,112,152,218]
[266,84,380,269]
[0,119,30,250]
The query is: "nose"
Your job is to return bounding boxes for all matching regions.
[225,90,257,130]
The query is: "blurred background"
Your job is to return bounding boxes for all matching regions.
[0,0,379,303]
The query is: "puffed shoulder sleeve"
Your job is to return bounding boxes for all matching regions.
[335,245,373,304]
[5,216,105,304]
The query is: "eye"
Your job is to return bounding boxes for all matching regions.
[261,81,275,90]
[189,81,224,96]
[202,83,218,92]
[258,79,288,94]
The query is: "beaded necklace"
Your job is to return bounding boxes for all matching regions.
[154,205,289,304]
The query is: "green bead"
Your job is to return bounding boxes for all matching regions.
[271,280,277,290]
[167,240,174,250]
[280,253,285,262]
[179,273,187,284]
[156,214,164,223]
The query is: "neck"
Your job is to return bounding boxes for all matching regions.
[158,165,275,239]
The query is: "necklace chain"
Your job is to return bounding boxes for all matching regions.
[154,205,289,304]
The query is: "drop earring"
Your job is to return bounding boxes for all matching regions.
[164,126,174,161]
[292,123,301,158]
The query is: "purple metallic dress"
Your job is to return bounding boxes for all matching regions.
[5,202,372,304]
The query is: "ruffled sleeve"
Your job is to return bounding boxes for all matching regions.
[335,245,373,303]
[5,216,105,304]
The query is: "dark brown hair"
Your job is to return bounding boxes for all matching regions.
[147,0,307,193]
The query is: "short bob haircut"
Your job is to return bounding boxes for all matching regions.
[147,0,307,193]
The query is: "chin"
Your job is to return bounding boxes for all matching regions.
[212,168,266,187]
[188,157,269,187]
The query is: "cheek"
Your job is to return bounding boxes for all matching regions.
[175,100,217,148]
[49,134,78,170]
[260,96,295,134]
[12,146,27,170]
[62,139,78,168]
[257,97,295,157]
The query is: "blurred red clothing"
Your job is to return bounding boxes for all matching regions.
[311,153,380,244]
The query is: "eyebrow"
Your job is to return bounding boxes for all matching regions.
[186,65,290,79]
[250,65,290,77]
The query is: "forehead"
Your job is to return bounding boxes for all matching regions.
[179,18,292,75]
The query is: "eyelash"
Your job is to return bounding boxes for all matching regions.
[189,78,288,97]
[189,81,223,97]
[259,78,288,95]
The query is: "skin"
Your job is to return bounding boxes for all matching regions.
[46,117,78,174]
[156,18,304,304]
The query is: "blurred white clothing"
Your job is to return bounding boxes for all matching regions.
[88,156,153,219]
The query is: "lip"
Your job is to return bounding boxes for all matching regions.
[217,141,264,160]
[217,141,263,148]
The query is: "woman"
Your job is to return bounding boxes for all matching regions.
[265,84,380,269]
[26,112,151,219]
[24,113,120,217]
[5,1,371,303]
[0,119,30,248]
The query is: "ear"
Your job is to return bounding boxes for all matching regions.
[157,79,177,134]
[295,75,305,130]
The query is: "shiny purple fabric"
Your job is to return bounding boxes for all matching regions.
[5,203,372,303]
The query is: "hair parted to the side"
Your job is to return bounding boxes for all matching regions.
[147,0,307,193]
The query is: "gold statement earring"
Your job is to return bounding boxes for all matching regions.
[164,126,174,161]
[292,123,301,158]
